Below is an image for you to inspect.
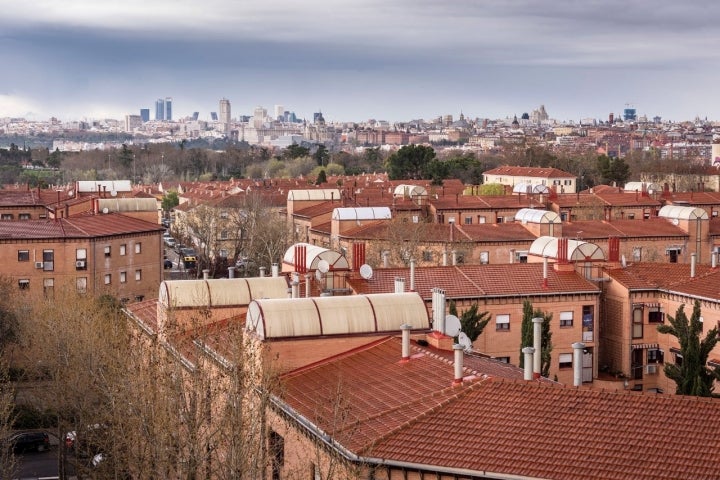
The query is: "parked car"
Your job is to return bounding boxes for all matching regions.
[164,237,176,248]
[3,430,49,453]
[174,243,186,254]
[164,259,173,269]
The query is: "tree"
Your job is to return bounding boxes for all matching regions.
[385,145,436,180]
[657,301,720,396]
[315,169,327,185]
[518,299,553,377]
[283,144,310,160]
[313,145,329,166]
[458,304,490,344]
[597,155,630,186]
[162,190,180,213]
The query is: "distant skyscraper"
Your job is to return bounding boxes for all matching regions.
[165,97,173,121]
[192,112,199,121]
[274,104,284,121]
[219,98,231,134]
[140,108,150,123]
[623,107,636,122]
[210,112,218,121]
[155,99,165,121]
[253,106,267,129]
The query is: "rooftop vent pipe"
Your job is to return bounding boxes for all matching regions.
[532,317,543,379]
[202,269,210,280]
[572,342,585,387]
[409,259,416,291]
[383,251,389,268]
[542,256,548,288]
[691,253,696,278]
[442,250,448,266]
[453,344,464,385]
[260,266,267,277]
[452,250,457,266]
[522,347,535,381]
[305,273,311,298]
[401,324,412,362]
[228,266,235,279]
[271,263,279,277]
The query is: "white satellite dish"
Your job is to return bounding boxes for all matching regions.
[458,331,472,351]
[359,263,373,280]
[68,190,74,197]
[317,259,330,273]
[444,314,461,337]
[110,190,118,197]
[315,269,324,281]
[102,207,109,214]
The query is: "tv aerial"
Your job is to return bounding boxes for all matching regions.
[359,263,373,280]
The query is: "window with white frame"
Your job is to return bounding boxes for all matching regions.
[104,274,111,285]
[120,272,127,283]
[479,251,489,264]
[135,243,142,254]
[76,277,87,294]
[18,279,29,290]
[120,244,127,256]
[559,311,573,327]
[104,246,111,257]
[495,314,510,331]
[43,278,54,298]
[648,306,664,323]
[18,250,29,262]
[632,307,643,338]
[135,269,142,281]
[559,353,573,369]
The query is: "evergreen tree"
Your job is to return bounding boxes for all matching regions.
[657,301,720,396]
[458,303,490,343]
[518,299,553,376]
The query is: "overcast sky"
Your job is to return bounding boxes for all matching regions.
[1,0,719,123]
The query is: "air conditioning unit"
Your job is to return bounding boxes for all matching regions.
[75,260,86,268]
[646,364,658,374]
[34,261,44,269]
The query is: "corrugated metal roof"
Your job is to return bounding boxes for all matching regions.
[76,180,132,193]
[659,204,709,220]
[514,208,560,224]
[98,198,158,212]
[246,292,429,340]
[287,189,341,201]
[529,236,606,261]
[158,277,289,308]
[282,243,350,270]
[331,207,392,221]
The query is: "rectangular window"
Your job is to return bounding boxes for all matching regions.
[559,353,573,369]
[135,269,142,281]
[496,314,510,331]
[627,213,635,220]
[104,246,111,257]
[464,216,472,225]
[18,279,29,290]
[422,250,432,262]
[515,251,528,263]
[19,213,30,220]
[120,272,127,283]
[104,274,111,285]
[76,248,87,260]
[559,311,573,327]
[632,247,642,262]
[43,278,54,298]
[480,251,489,264]
[477,215,486,224]
[135,243,142,254]
[76,277,87,294]
[42,250,54,271]
[496,356,510,363]
[647,348,664,364]
[120,244,127,256]
[219,249,228,258]
[648,307,664,323]
[220,230,228,240]
[632,307,643,339]
[1,213,13,220]
[18,250,29,262]
[671,347,683,367]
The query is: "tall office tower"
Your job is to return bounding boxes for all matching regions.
[210,112,218,121]
[192,112,199,121]
[140,108,150,123]
[165,97,173,121]
[253,106,267,129]
[219,98,231,133]
[155,99,165,121]
[274,104,284,121]
[125,114,142,132]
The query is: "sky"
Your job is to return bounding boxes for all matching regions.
[1,0,719,124]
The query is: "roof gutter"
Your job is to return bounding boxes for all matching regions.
[266,392,547,480]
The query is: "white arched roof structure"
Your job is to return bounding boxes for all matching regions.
[332,207,392,221]
[287,189,341,201]
[98,198,158,212]
[158,277,290,309]
[282,243,350,270]
[512,183,550,194]
[529,236,606,261]
[658,205,709,220]
[514,208,560,224]
[76,180,132,194]
[245,292,429,340]
[623,181,662,194]
[393,184,427,198]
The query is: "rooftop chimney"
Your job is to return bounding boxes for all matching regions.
[202,269,210,280]
[291,280,299,298]
[691,253,696,278]
[401,324,412,362]
[409,259,416,291]
[532,317,543,379]
[442,250,448,266]
[572,342,585,387]
[305,273,312,297]
[271,263,279,277]
[394,277,405,293]
[259,266,266,277]
[228,266,235,279]
[453,344,464,385]
[383,251,389,268]
[522,347,535,381]
[452,250,457,266]
[542,256,548,288]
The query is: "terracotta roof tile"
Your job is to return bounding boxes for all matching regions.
[563,219,687,240]
[483,166,575,178]
[0,212,162,240]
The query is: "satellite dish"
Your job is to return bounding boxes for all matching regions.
[359,264,373,280]
[110,190,118,197]
[315,270,324,281]
[68,190,74,197]
[102,207,109,214]
[672,218,679,225]
[317,259,330,273]
[444,314,461,337]
[458,332,472,351]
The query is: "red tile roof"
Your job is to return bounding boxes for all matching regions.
[484,166,575,178]
[0,212,162,240]
[563,219,687,240]
[605,263,716,292]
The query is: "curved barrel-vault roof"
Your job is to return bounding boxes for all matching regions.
[512,183,550,194]
[515,208,560,224]
[658,205,709,221]
[393,184,428,198]
[287,189,341,201]
[332,207,392,221]
[158,277,289,309]
[282,243,350,270]
[529,236,606,261]
[246,292,429,340]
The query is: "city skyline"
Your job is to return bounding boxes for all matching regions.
[1,1,720,123]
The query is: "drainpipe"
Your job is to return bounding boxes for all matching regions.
[401,324,412,362]
[453,344,464,385]
[532,317,543,379]
[572,342,585,387]
[522,347,535,381]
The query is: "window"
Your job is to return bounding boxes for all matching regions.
[647,348,664,364]
[699,316,704,332]
[422,250,432,262]
[135,243,142,254]
[219,249,228,258]
[560,311,573,327]
[559,353,573,369]
[1,213,13,220]
[76,277,87,294]
[220,230,228,240]
[42,250,54,271]
[671,347,683,367]
[477,215,486,224]
[104,274,111,285]
[627,213,635,220]
[43,278,54,298]
[220,210,229,219]
[464,216,472,225]
[632,247,642,262]
[632,307,643,338]
[120,244,127,256]
[269,430,284,480]
[515,251,528,263]
[18,279,29,290]
[104,246,111,257]
[120,272,127,283]
[76,248,87,260]
[18,250,29,262]
[480,251,489,264]
[496,356,510,363]
[496,314,510,331]
[648,307,664,323]
[19,213,30,220]
[135,269,142,281]
[666,247,681,263]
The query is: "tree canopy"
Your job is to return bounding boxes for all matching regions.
[385,145,437,180]
[597,155,630,186]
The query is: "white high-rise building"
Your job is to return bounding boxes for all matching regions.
[219,98,231,134]
[274,105,284,121]
[253,106,267,129]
